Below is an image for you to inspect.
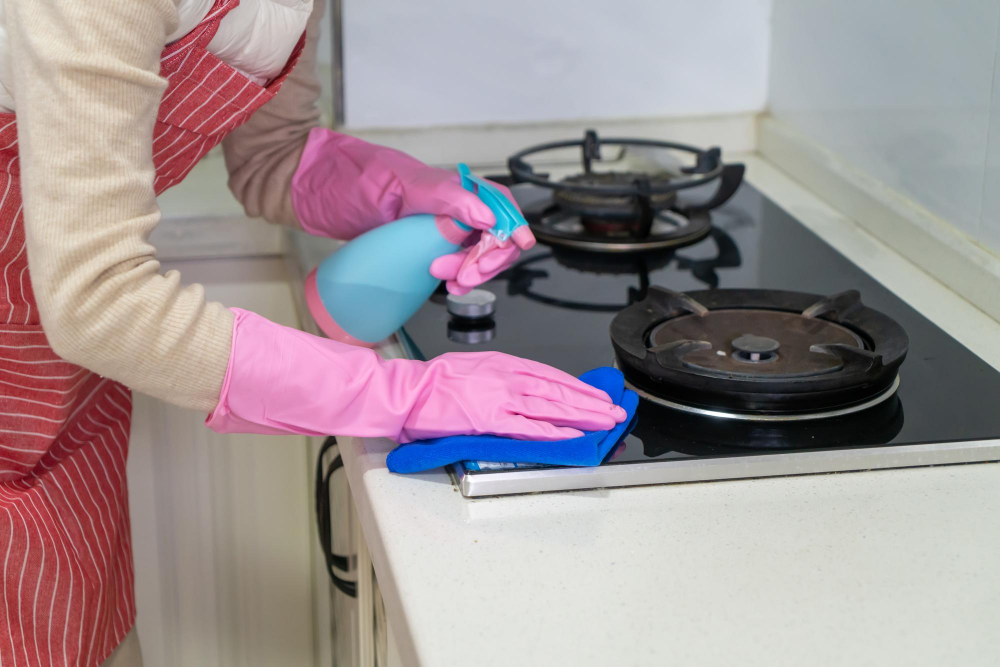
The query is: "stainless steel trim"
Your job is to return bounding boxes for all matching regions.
[458,439,1000,497]
[626,376,901,422]
[330,0,345,126]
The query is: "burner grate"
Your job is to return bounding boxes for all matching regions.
[507,129,745,253]
[611,287,909,416]
[553,172,677,220]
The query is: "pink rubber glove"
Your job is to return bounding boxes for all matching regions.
[292,127,504,240]
[430,227,535,295]
[207,309,628,443]
[291,127,537,293]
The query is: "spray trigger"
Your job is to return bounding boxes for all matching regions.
[456,163,528,243]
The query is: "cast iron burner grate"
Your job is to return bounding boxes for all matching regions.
[505,129,745,253]
[611,287,909,419]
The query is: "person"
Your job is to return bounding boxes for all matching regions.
[0,0,627,665]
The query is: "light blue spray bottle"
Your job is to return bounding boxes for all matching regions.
[304,164,531,346]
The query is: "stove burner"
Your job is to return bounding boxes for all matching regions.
[647,309,865,378]
[521,200,711,253]
[507,129,746,253]
[553,172,677,222]
[611,287,909,417]
[631,391,906,455]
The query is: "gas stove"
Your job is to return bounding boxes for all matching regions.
[505,129,745,253]
[399,131,1000,496]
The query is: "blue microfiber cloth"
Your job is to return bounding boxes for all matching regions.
[386,367,639,474]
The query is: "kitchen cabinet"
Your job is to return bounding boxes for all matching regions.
[126,260,322,666]
[317,436,404,667]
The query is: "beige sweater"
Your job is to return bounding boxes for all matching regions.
[9,0,325,412]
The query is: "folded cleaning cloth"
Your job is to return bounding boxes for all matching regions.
[386,367,639,474]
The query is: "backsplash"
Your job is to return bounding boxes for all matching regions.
[340,0,772,128]
[769,0,1000,255]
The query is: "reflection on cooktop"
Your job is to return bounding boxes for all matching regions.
[505,226,742,312]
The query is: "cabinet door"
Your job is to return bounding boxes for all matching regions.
[127,266,318,666]
[312,434,362,667]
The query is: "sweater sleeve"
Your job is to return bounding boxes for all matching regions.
[9,0,234,412]
[221,0,326,227]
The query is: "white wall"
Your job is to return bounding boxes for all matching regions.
[769,0,1000,253]
[342,0,772,128]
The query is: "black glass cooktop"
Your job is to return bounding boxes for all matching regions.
[399,182,1000,469]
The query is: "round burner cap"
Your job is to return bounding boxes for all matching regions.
[732,334,780,354]
[446,289,496,319]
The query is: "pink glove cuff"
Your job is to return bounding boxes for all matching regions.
[290,128,353,238]
[206,308,330,436]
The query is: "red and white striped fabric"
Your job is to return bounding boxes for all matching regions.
[0,0,305,664]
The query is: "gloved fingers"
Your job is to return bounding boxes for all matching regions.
[468,242,519,275]
[453,263,509,290]
[410,173,524,232]
[453,252,518,289]
[433,213,476,246]
[460,229,482,248]
[430,229,499,281]
[434,240,523,295]
[522,383,627,423]
[415,180,498,232]
[445,281,475,296]
[491,415,585,442]
[446,263,509,294]
[429,251,466,281]
[511,361,618,403]
[432,253,517,289]
[450,239,521,290]
[447,241,491,284]
[511,396,619,432]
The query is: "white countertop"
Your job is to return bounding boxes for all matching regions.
[291,154,1000,666]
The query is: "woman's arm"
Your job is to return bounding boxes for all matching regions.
[221,0,325,227]
[9,0,233,412]
[6,0,619,445]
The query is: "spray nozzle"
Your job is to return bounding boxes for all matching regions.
[456,163,528,242]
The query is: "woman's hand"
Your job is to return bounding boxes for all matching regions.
[292,128,514,239]
[390,350,626,443]
[430,225,535,295]
[208,310,628,443]
[290,127,537,293]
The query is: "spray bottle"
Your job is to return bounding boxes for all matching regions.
[304,164,531,346]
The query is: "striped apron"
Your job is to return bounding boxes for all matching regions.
[0,1,304,664]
